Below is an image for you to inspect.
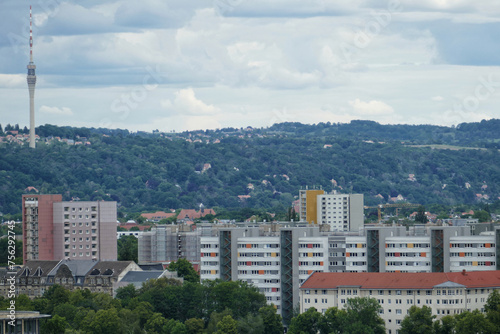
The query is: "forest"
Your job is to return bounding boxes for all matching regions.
[0,119,499,217]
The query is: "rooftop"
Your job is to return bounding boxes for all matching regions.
[300,271,500,290]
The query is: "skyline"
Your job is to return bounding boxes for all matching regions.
[1,1,500,132]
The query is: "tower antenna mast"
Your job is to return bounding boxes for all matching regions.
[27,5,37,149]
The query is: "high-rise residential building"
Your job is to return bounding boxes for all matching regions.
[299,188,325,224]
[138,224,200,264]
[23,194,62,262]
[199,223,500,324]
[299,188,364,231]
[53,201,117,261]
[316,193,364,231]
[22,194,117,263]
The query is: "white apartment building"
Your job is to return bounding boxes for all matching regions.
[191,223,500,326]
[298,188,364,231]
[316,193,364,231]
[300,271,500,334]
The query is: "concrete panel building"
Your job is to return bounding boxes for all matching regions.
[22,194,117,263]
[199,223,500,325]
[53,201,117,261]
[299,188,364,231]
[138,224,200,264]
[22,194,62,262]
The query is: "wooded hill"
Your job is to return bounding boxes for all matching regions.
[0,119,499,215]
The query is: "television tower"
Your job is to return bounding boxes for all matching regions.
[27,5,37,149]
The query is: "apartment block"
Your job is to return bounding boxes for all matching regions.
[299,188,364,231]
[138,224,200,264]
[299,189,325,224]
[317,193,364,231]
[300,271,500,334]
[23,194,62,262]
[53,201,117,261]
[199,223,500,325]
[22,194,117,263]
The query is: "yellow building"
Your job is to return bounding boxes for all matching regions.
[299,189,325,224]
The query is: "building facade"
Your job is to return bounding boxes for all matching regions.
[299,271,500,334]
[138,224,200,264]
[299,189,364,231]
[199,223,500,324]
[22,194,62,262]
[22,194,117,263]
[13,260,141,298]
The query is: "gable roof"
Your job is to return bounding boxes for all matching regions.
[177,208,216,220]
[300,271,500,290]
[47,260,97,277]
[16,261,60,278]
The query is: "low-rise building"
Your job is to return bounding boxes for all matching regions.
[12,260,141,298]
[300,271,500,334]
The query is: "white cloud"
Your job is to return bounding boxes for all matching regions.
[0,74,25,88]
[349,99,394,116]
[39,106,73,115]
[1,0,500,132]
[161,88,220,116]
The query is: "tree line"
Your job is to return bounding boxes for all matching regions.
[0,120,498,216]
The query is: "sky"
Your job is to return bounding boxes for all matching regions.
[1,0,500,132]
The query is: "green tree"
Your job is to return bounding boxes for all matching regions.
[485,289,500,328]
[168,258,200,283]
[43,285,70,314]
[259,304,283,334]
[145,312,169,334]
[415,206,428,224]
[455,310,495,334]
[288,307,322,334]
[87,308,122,334]
[216,315,238,334]
[117,235,138,262]
[184,318,205,334]
[237,313,264,334]
[318,307,343,334]
[473,210,491,223]
[116,284,138,308]
[399,306,435,334]
[207,309,233,334]
[41,314,67,334]
[342,297,385,334]
[433,315,456,334]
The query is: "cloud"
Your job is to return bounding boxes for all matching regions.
[432,96,444,101]
[349,99,394,116]
[0,74,25,88]
[39,105,73,115]
[161,88,220,115]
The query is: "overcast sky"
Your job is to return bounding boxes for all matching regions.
[1,0,500,132]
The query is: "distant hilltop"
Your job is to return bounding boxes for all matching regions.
[1,119,499,215]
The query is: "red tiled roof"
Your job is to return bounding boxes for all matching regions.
[141,211,176,220]
[119,223,150,231]
[177,208,215,220]
[301,271,500,290]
